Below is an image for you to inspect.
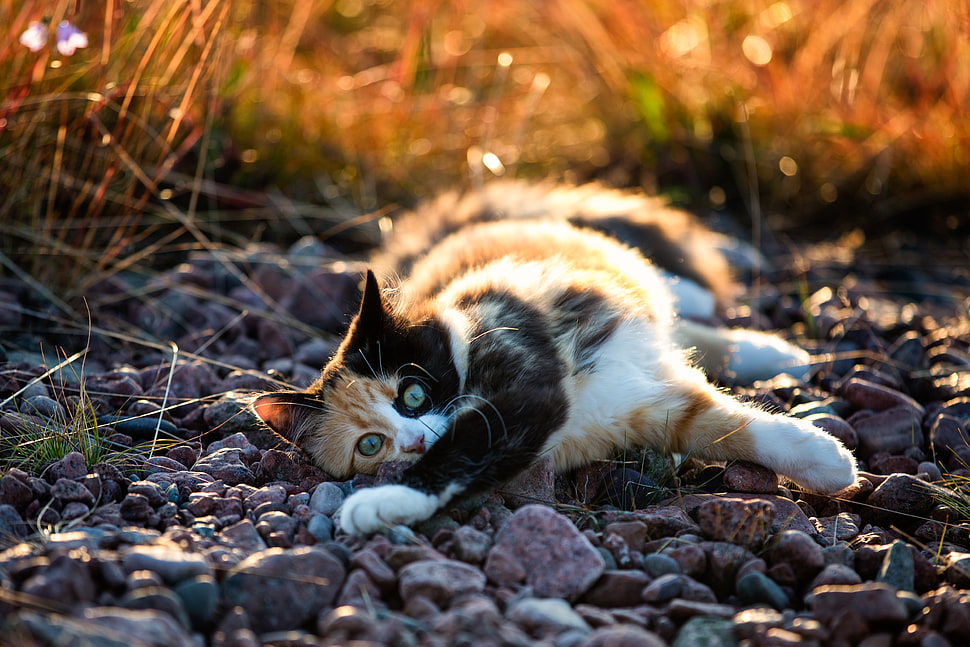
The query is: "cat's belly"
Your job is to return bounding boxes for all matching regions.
[542,318,689,471]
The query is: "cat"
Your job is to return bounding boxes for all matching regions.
[252,181,858,536]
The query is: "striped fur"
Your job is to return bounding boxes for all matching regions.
[253,182,857,535]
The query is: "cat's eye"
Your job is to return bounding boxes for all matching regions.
[400,382,428,412]
[356,433,384,456]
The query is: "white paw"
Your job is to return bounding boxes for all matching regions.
[752,416,858,494]
[337,485,440,536]
[725,329,811,384]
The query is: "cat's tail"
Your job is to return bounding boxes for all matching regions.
[673,319,812,385]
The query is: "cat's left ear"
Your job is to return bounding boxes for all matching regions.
[348,269,386,347]
[252,392,316,446]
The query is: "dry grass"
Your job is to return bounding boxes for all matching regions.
[1,0,968,294]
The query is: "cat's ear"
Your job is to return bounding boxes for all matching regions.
[348,269,386,346]
[252,392,316,445]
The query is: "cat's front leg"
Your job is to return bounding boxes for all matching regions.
[337,384,565,535]
[338,485,454,536]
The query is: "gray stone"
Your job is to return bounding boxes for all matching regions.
[306,513,335,543]
[876,540,915,593]
[0,503,28,540]
[173,574,219,628]
[736,571,789,610]
[122,544,211,584]
[578,625,668,647]
[507,597,591,639]
[672,616,738,647]
[309,481,345,517]
[643,552,681,577]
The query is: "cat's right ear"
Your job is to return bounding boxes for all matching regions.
[252,392,315,445]
[348,269,386,346]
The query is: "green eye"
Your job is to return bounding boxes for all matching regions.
[356,434,384,456]
[401,382,428,411]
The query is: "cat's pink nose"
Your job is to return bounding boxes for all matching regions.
[401,438,426,454]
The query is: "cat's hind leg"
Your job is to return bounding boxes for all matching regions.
[673,319,812,384]
[659,364,857,493]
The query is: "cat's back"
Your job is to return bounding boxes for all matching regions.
[374,181,734,308]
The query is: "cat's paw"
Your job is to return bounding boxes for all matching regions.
[752,416,857,494]
[337,485,440,536]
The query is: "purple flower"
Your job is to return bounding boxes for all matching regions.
[55,20,88,56]
[19,21,49,52]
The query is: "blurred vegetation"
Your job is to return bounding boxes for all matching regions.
[1,0,968,295]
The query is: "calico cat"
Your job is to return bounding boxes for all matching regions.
[253,182,858,536]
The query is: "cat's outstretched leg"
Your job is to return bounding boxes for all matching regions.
[661,366,857,493]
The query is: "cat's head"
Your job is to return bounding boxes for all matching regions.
[252,270,460,479]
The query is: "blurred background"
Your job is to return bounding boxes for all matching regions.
[1,0,968,294]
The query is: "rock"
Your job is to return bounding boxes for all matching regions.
[809,563,863,589]
[122,544,211,584]
[0,503,30,539]
[695,497,773,549]
[582,570,651,607]
[203,395,258,435]
[119,586,190,628]
[507,597,591,639]
[398,559,486,606]
[44,451,88,482]
[813,512,861,544]
[8,608,194,647]
[0,475,34,514]
[306,514,334,543]
[867,474,955,526]
[839,378,925,414]
[484,504,605,601]
[732,608,785,640]
[173,574,219,628]
[309,482,345,517]
[943,552,970,588]
[638,506,699,538]
[672,616,737,647]
[808,582,909,625]
[604,468,661,509]
[21,553,96,605]
[643,552,681,577]
[47,477,93,506]
[499,455,555,509]
[578,625,668,647]
[221,546,346,633]
[736,571,789,610]
[876,540,915,592]
[662,543,707,578]
[851,404,924,458]
[193,448,255,486]
[722,461,779,493]
[450,525,492,564]
[767,530,825,587]
[119,493,154,522]
[256,449,328,485]
[929,414,970,466]
[640,573,684,603]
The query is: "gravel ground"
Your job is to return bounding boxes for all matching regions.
[0,227,968,647]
